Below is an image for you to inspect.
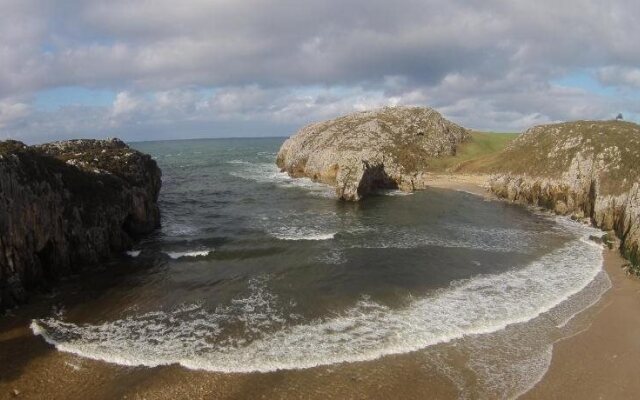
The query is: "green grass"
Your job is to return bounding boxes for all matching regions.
[426,131,518,172]
[457,121,640,195]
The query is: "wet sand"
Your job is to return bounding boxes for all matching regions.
[427,173,640,399]
[2,176,640,399]
[522,249,640,399]
[421,173,492,198]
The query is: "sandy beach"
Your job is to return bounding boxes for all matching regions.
[426,174,640,399]
[1,177,639,399]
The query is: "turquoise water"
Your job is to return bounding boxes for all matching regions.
[31,138,606,387]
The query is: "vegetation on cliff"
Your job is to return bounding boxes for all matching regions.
[461,121,640,269]
[278,109,640,270]
[459,121,640,195]
[277,106,469,200]
[425,131,517,172]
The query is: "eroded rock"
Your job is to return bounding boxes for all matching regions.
[485,121,640,268]
[276,106,469,200]
[0,138,161,310]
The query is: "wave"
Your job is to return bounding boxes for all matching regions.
[162,223,199,236]
[164,249,214,259]
[31,219,604,374]
[377,189,414,196]
[272,232,336,241]
[125,250,141,258]
[269,227,336,241]
[228,161,335,198]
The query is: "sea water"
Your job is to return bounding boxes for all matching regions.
[30,137,610,398]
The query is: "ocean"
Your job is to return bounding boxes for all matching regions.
[29,137,611,398]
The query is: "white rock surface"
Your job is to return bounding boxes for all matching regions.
[276,106,468,200]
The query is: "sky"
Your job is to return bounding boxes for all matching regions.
[1,0,639,144]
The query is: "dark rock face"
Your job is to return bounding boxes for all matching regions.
[0,138,161,310]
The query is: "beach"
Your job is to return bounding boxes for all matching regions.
[427,175,640,398]
[1,175,638,399]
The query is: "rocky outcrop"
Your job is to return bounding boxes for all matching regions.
[277,106,469,200]
[484,121,640,268]
[0,138,161,310]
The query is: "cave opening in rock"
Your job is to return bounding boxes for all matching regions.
[36,240,57,281]
[357,162,398,198]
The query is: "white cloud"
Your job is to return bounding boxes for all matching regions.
[0,0,639,141]
[0,100,30,131]
[111,91,140,116]
[597,66,640,88]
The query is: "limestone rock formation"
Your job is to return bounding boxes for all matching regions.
[0,138,161,310]
[482,121,640,268]
[277,106,469,200]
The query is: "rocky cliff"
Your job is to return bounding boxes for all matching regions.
[0,138,161,310]
[276,106,469,200]
[468,121,640,268]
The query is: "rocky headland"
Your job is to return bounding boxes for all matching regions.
[278,109,640,270]
[0,138,161,310]
[459,120,640,270]
[276,106,469,200]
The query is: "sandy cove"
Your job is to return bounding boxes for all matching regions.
[1,175,639,399]
[425,173,640,399]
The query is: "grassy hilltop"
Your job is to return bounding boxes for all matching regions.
[425,131,518,172]
[458,120,640,196]
[460,120,640,269]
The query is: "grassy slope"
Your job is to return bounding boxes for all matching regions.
[427,131,518,172]
[458,121,640,196]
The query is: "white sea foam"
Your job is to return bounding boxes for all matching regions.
[164,250,213,259]
[228,161,335,198]
[273,232,336,241]
[31,219,604,375]
[162,223,199,236]
[125,250,141,258]
[379,189,414,196]
[269,227,336,241]
[423,264,611,399]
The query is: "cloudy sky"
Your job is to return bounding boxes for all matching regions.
[1,0,639,143]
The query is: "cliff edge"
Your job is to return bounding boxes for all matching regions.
[459,120,640,269]
[0,138,161,310]
[276,106,469,200]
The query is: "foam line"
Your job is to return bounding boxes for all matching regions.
[228,161,335,198]
[31,220,604,374]
[164,250,213,259]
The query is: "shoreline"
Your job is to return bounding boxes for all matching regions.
[522,247,640,399]
[425,173,640,398]
[1,175,639,398]
[420,173,491,198]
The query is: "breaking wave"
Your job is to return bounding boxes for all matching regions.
[164,249,214,259]
[31,219,604,374]
[269,227,337,241]
[228,160,334,198]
